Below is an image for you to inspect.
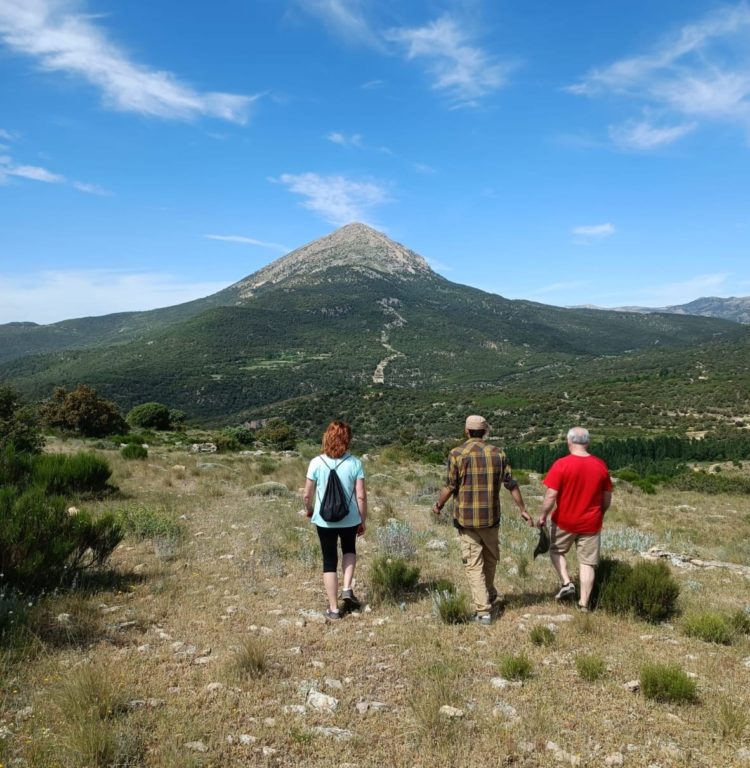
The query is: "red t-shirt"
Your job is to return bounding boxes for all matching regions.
[543,454,613,534]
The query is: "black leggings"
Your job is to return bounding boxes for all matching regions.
[316,525,358,573]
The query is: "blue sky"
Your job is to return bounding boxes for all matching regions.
[1,0,749,323]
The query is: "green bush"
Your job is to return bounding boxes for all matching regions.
[121,444,148,460]
[126,402,172,430]
[431,589,472,624]
[499,653,533,681]
[0,386,44,454]
[256,419,297,451]
[116,504,183,540]
[222,426,255,447]
[369,555,420,605]
[640,663,697,703]
[0,487,122,593]
[575,654,606,682]
[111,432,151,446]
[682,612,734,645]
[730,609,750,636]
[595,558,679,623]
[670,472,750,495]
[32,452,113,496]
[530,625,556,647]
[40,385,128,438]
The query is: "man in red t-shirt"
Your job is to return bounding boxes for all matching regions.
[537,427,613,611]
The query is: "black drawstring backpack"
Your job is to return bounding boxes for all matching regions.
[318,455,354,523]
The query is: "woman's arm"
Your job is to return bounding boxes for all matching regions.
[356,477,367,534]
[303,478,316,517]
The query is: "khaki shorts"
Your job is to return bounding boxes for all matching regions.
[549,524,601,566]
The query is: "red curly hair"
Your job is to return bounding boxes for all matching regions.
[322,420,352,459]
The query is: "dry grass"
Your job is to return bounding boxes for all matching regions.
[3,443,750,766]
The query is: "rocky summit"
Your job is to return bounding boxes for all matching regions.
[231,223,433,298]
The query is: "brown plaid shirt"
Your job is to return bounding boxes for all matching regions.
[447,439,517,528]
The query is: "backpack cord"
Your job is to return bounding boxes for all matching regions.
[317,454,356,509]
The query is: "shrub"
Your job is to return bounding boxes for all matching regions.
[730,609,750,636]
[32,452,113,496]
[0,487,122,593]
[256,419,297,451]
[682,612,734,645]
[640,663,697,703]
[368,555,420,605]
[499,653,533,681]
[530,625,556,647]
[376,519,417,559]
[575,654,606,682]
[116,504,183,540]
[223,426,255,447]
[126,402,172,430]
[431,589,472,624]
[0,385,44,454]
[595,558,679,623]
[40,385,128,438]
[121,444,148,460]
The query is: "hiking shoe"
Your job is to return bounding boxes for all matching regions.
[576,602,590,613]
[325,608,342,621]
[554,582,576,601]
[473,613,493,626]
[341,589,361,609]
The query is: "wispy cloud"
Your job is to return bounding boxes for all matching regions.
[0,153,108,194]
[326,131,364,148]
[609,119,697,150]
[571,223,616,244]
[204,234,289,253]
[295,0,382,49]
[570,4,750,146]
[0,128,13,141]
[531,280,591,296]
[0,0,255,123]
[273,172,389,226]
[0,269,230,324]
[387,15,513,107]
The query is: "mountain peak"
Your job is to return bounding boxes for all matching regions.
[232,223,433,296]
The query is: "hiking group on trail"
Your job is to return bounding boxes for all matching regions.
[303,417,613,622]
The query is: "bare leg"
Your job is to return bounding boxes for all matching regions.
[579,564,595,608]
[323,572,338,612]
[342,553,356,591]
[550,551,571,585]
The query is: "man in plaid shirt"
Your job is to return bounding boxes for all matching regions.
[433,415,533,624]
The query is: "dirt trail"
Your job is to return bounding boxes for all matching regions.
[372,300,406,384]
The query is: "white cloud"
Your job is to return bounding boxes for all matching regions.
[0,269,230,324]
[571,223,616,244]
[274,172,389,226]
[326,131,364,148]
[0,158,65,183]
[0,128,13,141]
[531,280,591,296]
[387,15,512,106]
[609,119,696,150]
[0,0,255,123]
[295,0,382,48]
[204,234,288,253]
[72,180,111,195]
[570,4,750,146]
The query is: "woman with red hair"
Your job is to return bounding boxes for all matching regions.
[303,420,367,620]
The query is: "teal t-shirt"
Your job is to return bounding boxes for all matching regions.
[306,453,364,528]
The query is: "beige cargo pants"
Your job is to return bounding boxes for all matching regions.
[457,525,499,616]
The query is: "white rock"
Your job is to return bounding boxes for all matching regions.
[205,683,224,693]
[56,613,72,624]
[288,646,302,655]
[324,677,343,690]
[426,539,448,551]
[194,656,213,665]
[15,706,33,722]
[184,741,208,752]
[439,705,464,718]
[306,690,338,712]
[239,734,256,745]
[605,753,624,766]
[283,704,306,715]
[492,702,518,720]
[262,746,277,756]
[736,747,750,761]
[491,677,510,689]
[263,717,275,727]
[311,660,325,669]
[743,657,750,669]
[623,680,640,693]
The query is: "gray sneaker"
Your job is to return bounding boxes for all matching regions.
[341,589,361,609]
[555,582,576,601]
[473,613,493,626]
[325,608,342,621]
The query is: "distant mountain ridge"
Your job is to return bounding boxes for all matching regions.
[577,296,750,324]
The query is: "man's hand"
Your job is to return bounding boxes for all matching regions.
[432,502,442,517]
[520,509,534,527]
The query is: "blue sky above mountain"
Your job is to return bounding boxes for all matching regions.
[1,0,749,323]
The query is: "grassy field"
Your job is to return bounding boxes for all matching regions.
[2,440,750,767]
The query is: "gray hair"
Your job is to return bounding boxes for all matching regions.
[567,427,590,445]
